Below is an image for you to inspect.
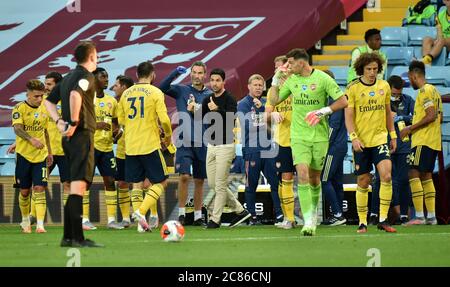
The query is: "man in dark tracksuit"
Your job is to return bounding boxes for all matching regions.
[238,74,282,225]
[370,75,415,224]
[159,62,211,226]
[321,98,348,226]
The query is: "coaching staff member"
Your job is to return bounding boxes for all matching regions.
[45,40,102,247]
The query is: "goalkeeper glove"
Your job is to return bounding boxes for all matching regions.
[305,107,333,126]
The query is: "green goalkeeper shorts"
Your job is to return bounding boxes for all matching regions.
[291,140,328,171]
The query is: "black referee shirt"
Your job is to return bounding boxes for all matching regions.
[47,65,96,132]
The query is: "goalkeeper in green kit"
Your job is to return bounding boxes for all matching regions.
[268,48,348,236]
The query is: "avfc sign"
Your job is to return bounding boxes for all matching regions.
[0,15,264,126]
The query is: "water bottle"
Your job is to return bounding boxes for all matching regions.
[397,120,409,142]
[167,143,177,154]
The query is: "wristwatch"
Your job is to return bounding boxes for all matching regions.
[69,120,79,127]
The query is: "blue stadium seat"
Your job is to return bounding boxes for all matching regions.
[445,143,450,170]
[442,103,450,122]
[407,26,437,46]
[413,46,447,66]
[381,27,408,46]
[0,161,15,176]
[442,123,450,141]
[381,47,414,65]
[436,86,450,95]
[343,160,353,175]
[389,66,409,80]
[328,66,349,86]
[426,66,450,86]
[390,66,450,87]
[0,145,16,163]
[49,165,60,176]
[402,88,418,100]
[0,127,15,145]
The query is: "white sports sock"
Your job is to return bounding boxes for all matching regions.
[179,208,185,216]
[194,210,202,220]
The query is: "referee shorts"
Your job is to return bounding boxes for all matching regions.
[62,129,95,184]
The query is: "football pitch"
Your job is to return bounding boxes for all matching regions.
[1,224,450,267]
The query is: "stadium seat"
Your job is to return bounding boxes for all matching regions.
[436,86,450,96]
[328,66,349,86]
[407,26,437,46]
[346,142,353,160]
[426,66,450,86]
[390,66,450,87]
[0,127,15,145]
[389,66,409,81]
[0,145,15,164]
[381,46,414,65]
[442,123,450,141]
[413,46,447,66]
[0,161,15,176]
[343,160,353,175]
[402,87,418,100]
[381,27,408,46]
[49,165,60,176]
[442,103,450,122]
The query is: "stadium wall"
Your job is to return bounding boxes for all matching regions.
[0,0,366,127]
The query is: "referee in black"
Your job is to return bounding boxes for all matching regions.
[45,40,102,247]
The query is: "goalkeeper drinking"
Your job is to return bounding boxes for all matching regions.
[268,48,347,236]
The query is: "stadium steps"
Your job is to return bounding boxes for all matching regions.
[348,21,401,35]
[363,8,407,21]
[312,65,330,71]
[379,0,419,9]
[336,35,365,46]
[312,54,350,66]
[322,45,357,55]
[314,1,412,68]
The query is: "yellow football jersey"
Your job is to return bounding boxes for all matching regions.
[346,79,391,148]
[266,92,292,147]
[118,83,172,156]
[94,93,118,153]
[411,84,442,151]
[44,95,64,156]
[12,101,49,163]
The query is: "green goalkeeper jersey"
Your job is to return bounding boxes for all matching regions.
[279,69,344,143]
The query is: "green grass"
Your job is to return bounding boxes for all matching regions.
[1,224,450,267]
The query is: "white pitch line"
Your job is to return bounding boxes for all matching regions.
[112,232,450,243]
